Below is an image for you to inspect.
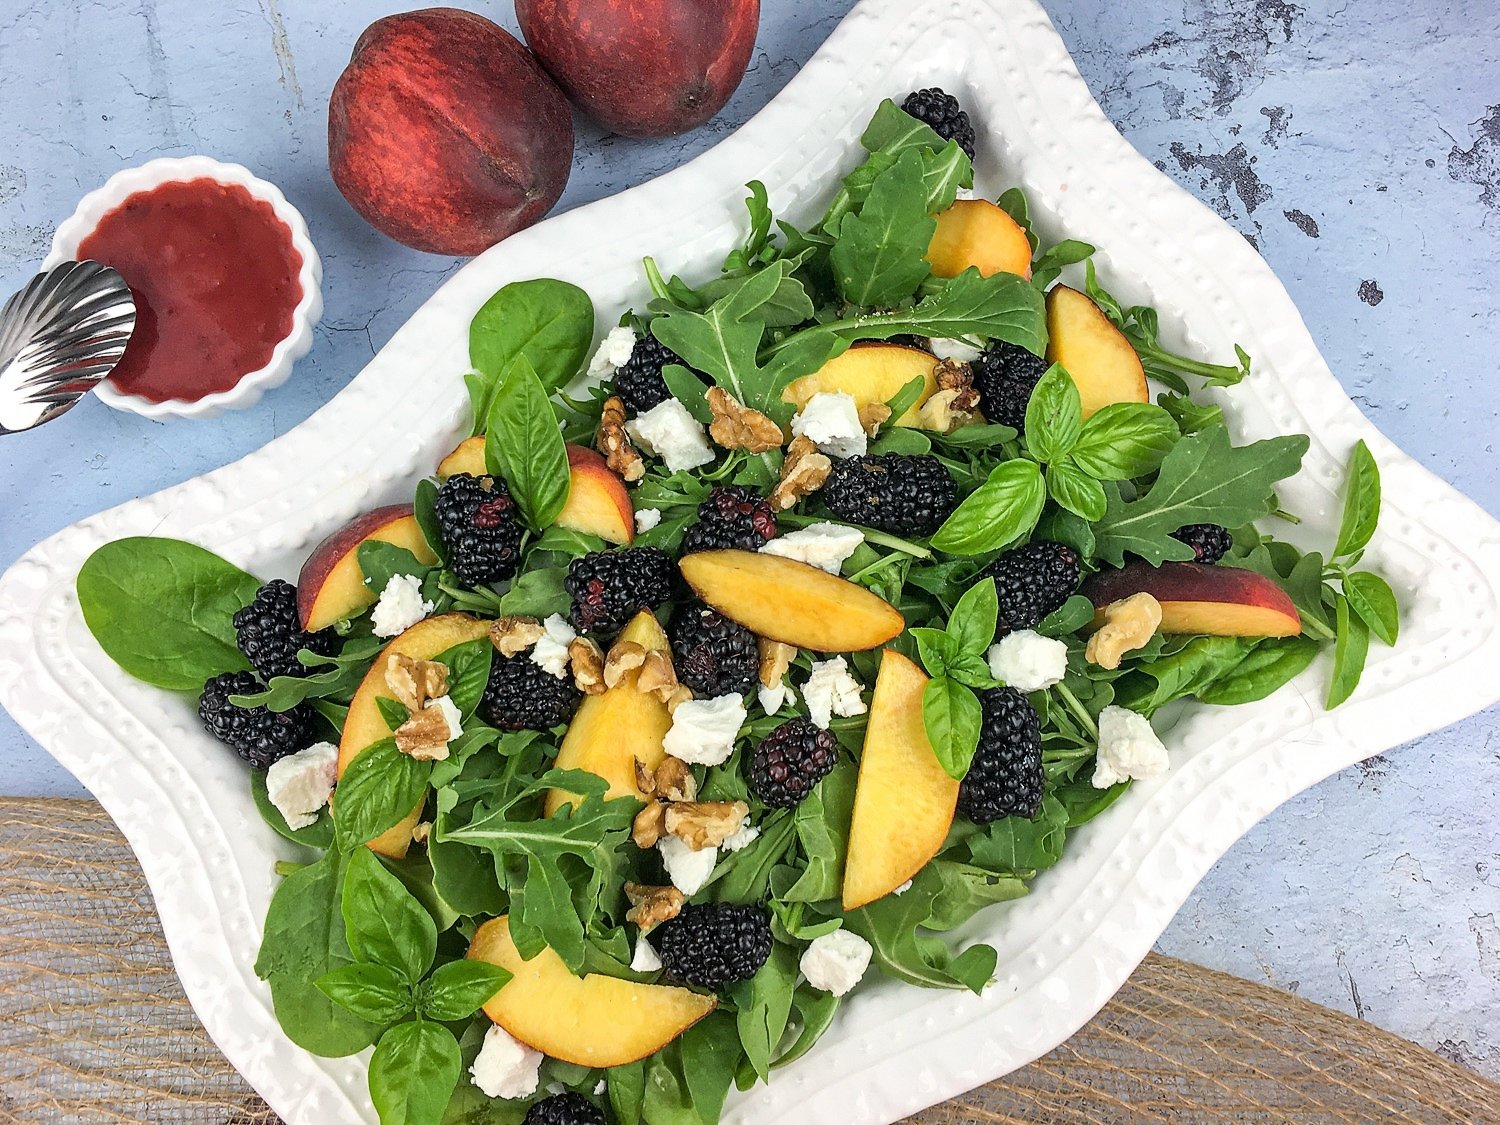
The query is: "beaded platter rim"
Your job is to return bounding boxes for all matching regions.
[1,0,1499,1121]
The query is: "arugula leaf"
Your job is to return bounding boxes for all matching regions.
[922,675,983,779]
[858,97,951,159]
[342,847,438,982]
[335,740,431,852]
[1326,596,1370,709]
[316,962,413,1025]
[846,866,996,992]
[1031,239,1095,290]
[1023,364,1082,464]
[1343,570,1399,645]
[1069,402,1179,480]
[484,357,572,531]
[418,960,512,1022]
[1092,426,1308,566]
[931,459,1045,555]
[369,1019,462,1125]
[469,279,594,423]
[781,763,856,903]
[1334,439,1381,559]
[968,794,1068,872]
[996,187,1038,252]
[924,860,1029,930]
[1112,635,1252,714]
[829,148,935,308]
[77,537,260,691]
[233,633,385,713]
[1158,392,1223,435]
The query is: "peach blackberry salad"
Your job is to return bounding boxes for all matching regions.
[78,91,1397,1125]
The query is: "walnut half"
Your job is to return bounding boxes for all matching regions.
[624,882,685,933]
[707,387,784,453]
[596,395,645,483]
[664,800,750,851]
[488,615,544,657]
[770,435,832,510]
[383,652,449,712]
[1086,593,1164,670]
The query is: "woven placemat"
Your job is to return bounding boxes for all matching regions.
[1,798,1496,1124]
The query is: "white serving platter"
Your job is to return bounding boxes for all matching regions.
[2,0,1498,1121]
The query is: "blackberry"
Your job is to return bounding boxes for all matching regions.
[612,332,704,415]
[434,473,523,587]
[1171,523,1233,564]
[957,687,1043,823]
[669,602,759,697]
[481,654,581,731]
[654,903,773,990]
[901,87,976,160]
[564,547,676,635]
[820,453,957,536]
[232,579,336,680]
[522,1093,606,1125]
[750,719,839,808]
[198,671,316,769]
[679,485,778,555]
[971,341,1049,431]
[978,540,1081,636]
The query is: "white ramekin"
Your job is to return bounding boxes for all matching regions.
[45,155,323,421]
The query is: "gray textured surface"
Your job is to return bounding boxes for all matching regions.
[0,0,1495,1083]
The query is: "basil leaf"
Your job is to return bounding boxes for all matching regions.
[1326,595,1370,709]
[432,638,492,717]
[1343,570,1399,645]
[484,357,571,531]
[830,148,934,308]
[376,697,410,730]
[1071,402,1179,480]
[931,459,1045,555]
[251,768,334,847]
[368,1019,461,1125]
[1023,365,1082,464]
[315,962,414,1025]
[1334,439,1382,559]
[342,846,438,982]
[1046,460,1108,521]
[923,675,982,779]
[908,627,955,677]
[470,279,594,409]
[1196,635,1320,706]
[253,848,379,1056]
[946,577,998,657]
[77,537,260,691]
[418,960,512,1022]
[334,740,430,853]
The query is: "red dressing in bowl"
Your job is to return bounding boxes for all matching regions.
[76,178,303,404]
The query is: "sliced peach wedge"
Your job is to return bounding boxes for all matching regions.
[297,505,438,632]
[438,438,634,544]
[338,613,491,857]
[1084,561,1301,637]
[781,343,938,427]
[678,550,904,652]
[544,609,672,816]
[468,916,715,1067]
[1045,285,1148,419]
[926,199,1033,280]
[843,650,959,910]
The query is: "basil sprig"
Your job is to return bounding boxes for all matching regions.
[912,580,1003,779]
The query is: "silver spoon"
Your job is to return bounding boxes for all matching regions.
[0,259,136,434]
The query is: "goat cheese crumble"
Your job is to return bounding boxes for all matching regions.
[790,391,867,459]
[658,834,718,896]
[1091,705,1169,788]
[799,928,873,996]
[635,507,662,533]
[759,522,865,575]
[928,336,984,363]
[802,657,867,729]
[469,1023,543,1099]
[986,629,1068,692]
[587,325,636,378]
[631,938,663,972]
[427,694,464,742]
[721,822,760,853]
[265,741,338,831]
[626,399,714,473]
[529,613,576,679]
[757,679,793,715]
[662,693,746,766]
[370,573,433,638]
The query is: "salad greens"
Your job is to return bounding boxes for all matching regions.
[73,95,1402,1125]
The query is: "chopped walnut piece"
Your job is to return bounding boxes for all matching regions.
[770,435,832,511]
[706,387,784,453]
[757,638,796,689]
[383,652,449,712]
[603,639,648,689]
[934,357,979,405]
[919,388,977,434]
[631,800,667,848]
[664,800,750,851]
[597,395,645,483]
[654,756,697,803]
[411,821,432,845]
[488,615,545,657]
[920,360,981,433]
[625,882,685,932]
[857,401,892,437]
[569,637,606,695]
[1086,593,1164,670]
[665,684,694,714]
[633,757,658,798]
[636,649,680,703]
[393,705,454,762]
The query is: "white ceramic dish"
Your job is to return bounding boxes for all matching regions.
[45,155,323,421]
[2,0,1498,1121]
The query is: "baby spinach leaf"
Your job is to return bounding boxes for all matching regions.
[1334,439,1382,560]
[1039,594,1096,638]
[470,279,594,416]
[335,740,431,852]
[418,960,512,1022]
[343,846,438,982]
[1070,402,1179,480]
[315,962,414,1025]
[1343,570,1399,645]
[254,847,379,1057]
[1092,426,1308,566]
[484,357,571,531]
[608,1060,647,1125]
[829,148,934,309]
[1196,635,1320,706]
[497,566,569,619]
[413,479,447,564]
[772,987,840,1071]
[1326,596,1370,709]
[923,675,983,779]
[358,542,437,597]
[730,942,799,1082]
[1046,461,1108,521]
[77,537,260,691]
[931,459,1045,555]
[1053,778,1130,826]
[1023,364,1082,464]
[251,768,334,847]
[369,1019,462,1125]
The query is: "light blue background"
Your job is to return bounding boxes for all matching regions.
[2,0,1496,1080]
